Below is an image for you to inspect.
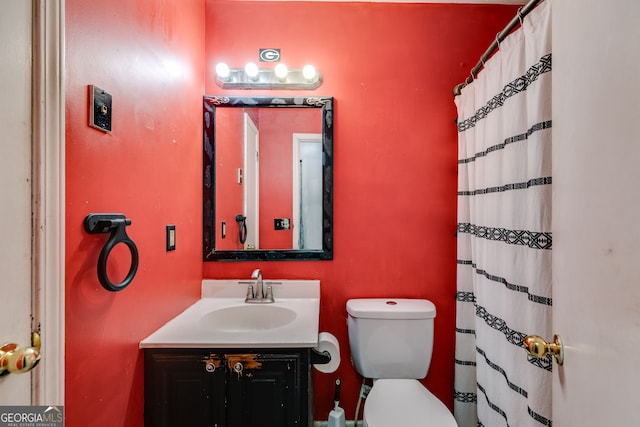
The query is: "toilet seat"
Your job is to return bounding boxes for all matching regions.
[363,379,457,427]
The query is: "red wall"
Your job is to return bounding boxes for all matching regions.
[64,0,516,425]
[65,0,205,426]
[259,108,321,248]
[203,0,518,420]
[213,106,245,250]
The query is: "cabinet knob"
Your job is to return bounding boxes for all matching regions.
[233,362,243,379]
[202,356,221,373]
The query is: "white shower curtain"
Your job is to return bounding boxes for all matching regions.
[454,1,552,426]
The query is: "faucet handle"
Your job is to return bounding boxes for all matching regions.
[245,284,255,301]
[264,285,274,302]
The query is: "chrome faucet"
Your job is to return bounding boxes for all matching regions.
[251,268,264,299]
[244,268,274,303]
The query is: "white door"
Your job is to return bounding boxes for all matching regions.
[0,0,34,403]
[243,113,259,249]
[292,134,323,250]
[0,0,64,406]
[552,0,640,424]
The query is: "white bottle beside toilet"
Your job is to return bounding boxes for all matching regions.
[347,298,457,427]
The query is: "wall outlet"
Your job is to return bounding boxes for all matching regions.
[274,218,290,230]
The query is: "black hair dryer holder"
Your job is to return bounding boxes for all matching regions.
[84,213,139,292]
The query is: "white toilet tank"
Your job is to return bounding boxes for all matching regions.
[346,298,436,379]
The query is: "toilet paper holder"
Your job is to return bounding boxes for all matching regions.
[313,331,341,373]
[311,348,332,366]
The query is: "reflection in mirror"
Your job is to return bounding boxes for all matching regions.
[203,96,333,261]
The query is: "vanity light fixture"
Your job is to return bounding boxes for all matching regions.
[214,62,323,90]
[244,62,260,81]
[302,65,318,82]
[215,63,230,80]
[274,63,288,81]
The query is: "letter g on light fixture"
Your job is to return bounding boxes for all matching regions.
[214,62,323,90]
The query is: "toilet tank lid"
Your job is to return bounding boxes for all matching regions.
[346,299,436,319]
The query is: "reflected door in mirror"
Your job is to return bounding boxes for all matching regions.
[293,134,323,250]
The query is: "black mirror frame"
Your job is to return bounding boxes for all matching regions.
[203,95,333,261]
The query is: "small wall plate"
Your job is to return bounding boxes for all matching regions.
[89,85,112,133]
[166,225,176,251]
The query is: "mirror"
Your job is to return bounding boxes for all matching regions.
[203,96,333,261]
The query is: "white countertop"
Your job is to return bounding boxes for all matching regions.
[140,279,320,349]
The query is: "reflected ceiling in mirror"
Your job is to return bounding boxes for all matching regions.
[203,96,333,261]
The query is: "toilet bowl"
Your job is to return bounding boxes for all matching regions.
[346,298,457,427]
[363,379,457,427]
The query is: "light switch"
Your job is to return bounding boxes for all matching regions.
[166,225,176,251]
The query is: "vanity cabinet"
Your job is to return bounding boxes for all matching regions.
[144,348,311,427]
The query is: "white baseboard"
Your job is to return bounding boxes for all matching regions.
[313,421,359,427]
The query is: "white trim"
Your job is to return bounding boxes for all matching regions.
[313,422,357,427]
[291,133,322,250]
[243,113,260,249]
[32,0,65,406]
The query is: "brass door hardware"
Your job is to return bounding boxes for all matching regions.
[0,333,41,376]
[524,334,564,365]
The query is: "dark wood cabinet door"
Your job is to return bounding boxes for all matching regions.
[226,352,305,427]
[145,350,226,427]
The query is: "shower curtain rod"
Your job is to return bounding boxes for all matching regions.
[452,0,542,96]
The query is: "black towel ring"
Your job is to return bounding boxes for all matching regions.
[235,214,248,245]
[84,213,139,292]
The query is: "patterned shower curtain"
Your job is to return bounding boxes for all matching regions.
[453,1,552,426]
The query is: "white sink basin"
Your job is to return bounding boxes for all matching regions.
[199,305,297,332]
[140,279,320,349]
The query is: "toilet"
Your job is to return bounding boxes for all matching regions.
[347,298,457,427]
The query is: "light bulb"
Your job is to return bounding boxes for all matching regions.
[302,65,317,81]
[215,62,230,79]
[274,63,288,80]
[244,62,259,80]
